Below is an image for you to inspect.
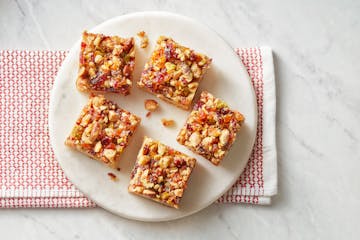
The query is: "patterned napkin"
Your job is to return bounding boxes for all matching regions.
[0,48,277,207]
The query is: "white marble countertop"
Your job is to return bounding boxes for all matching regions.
[1,0,360,239]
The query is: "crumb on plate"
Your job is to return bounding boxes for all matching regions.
[137,31,149,48]
[108,172,117,181]
[161,118,175,127]
[144,99,159,112]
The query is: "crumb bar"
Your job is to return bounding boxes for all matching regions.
[137,36,212,110]
[76,31,135,95]
[65,95,141,168]
[128,136,196,209]
[177,91,244,165]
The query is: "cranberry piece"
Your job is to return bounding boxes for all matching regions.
[122,39,134,53]
[120,85,130,95]
[194,101,204,110]
[143,145,150,155]
[154,72,165,84]
[174,158,185,168]
[130,168,136,179]
[197,146,206,154]
[219,108,230,115]
[149,174,158,183]
[79,54,85,65]
[164,46,172,60]
[101,136,112,146]
[123,65,132,77]
[189,52,196,61]
[90,71,109,87]
[155,168,163,176]
[105,143,116,149]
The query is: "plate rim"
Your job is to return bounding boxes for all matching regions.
[49,11,258,222]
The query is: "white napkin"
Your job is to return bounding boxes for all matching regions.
[218,47,277,204]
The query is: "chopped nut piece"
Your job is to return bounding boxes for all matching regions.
[157,144,166,156]
[76,31,135,95]
[161,118,175,127]
[143,189,156,196]
[137,31,149,48]
[165,62,176,72]
[128,137,196,209]
[209,127,221,137]
[94,54,103,64]
[108,110,119,122]
[188,82,199,92]
[159,156,171,169]
[94,141,102,153]
[219,129,230,146]
[189,132,201,147]
[104,127,115,137]
[103,149,116,161]
[138,155,150,166]
[80,114,91,127]
[174,189,183,197]
[201,136,214,146]
[144,99,159,112]
[191,63,201,79]
[138,36,212,110]
[177,91,244,165]
[146,112,151,118]
[65,95,141,168]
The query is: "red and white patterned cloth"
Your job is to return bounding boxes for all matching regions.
[0,48,277,208]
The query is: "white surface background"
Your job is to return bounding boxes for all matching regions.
[1,0,359,239]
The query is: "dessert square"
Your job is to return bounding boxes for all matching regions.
[137,36,212,110]
[128,136,196,209]
[177,91,245,165]
[76,31,135,95]
[65,95,141,168]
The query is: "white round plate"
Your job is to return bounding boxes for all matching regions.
[49,11,257,222]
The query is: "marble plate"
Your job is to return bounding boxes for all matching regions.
[49,11,257,222]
